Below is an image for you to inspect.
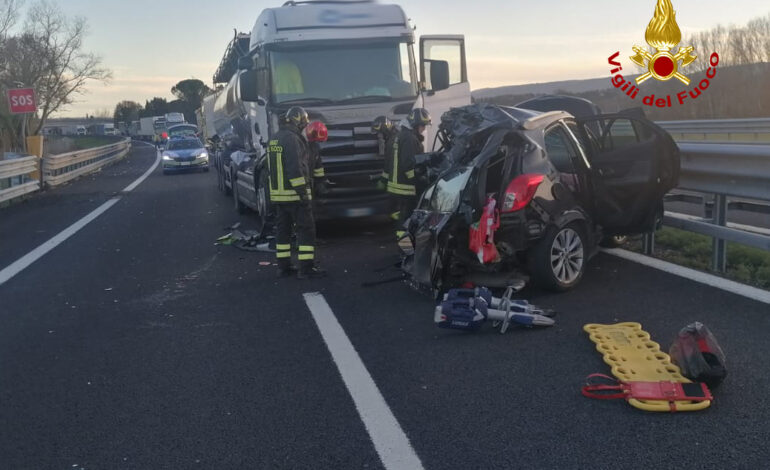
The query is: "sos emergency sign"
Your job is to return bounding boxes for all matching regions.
[7,88,37,114]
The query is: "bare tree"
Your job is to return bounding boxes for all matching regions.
[5,1,112,135]
[0,0,21,40]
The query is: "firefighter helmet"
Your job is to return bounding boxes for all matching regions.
[284,106,310,129]
[407,108,432,128]
[371,116,393,135]
[305,121,328,143]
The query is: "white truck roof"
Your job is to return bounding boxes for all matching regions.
[250,0,413,48]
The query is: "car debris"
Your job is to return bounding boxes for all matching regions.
[215,229,274,253]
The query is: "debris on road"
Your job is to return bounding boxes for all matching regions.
[435,286,555,333]
[215,228,274,253]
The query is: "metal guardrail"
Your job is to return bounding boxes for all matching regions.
[43,138,131,187]
[0,155,40,204]
[657,118,770,143]
[647,142,770,272]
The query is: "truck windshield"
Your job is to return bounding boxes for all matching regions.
[270,42,417,105]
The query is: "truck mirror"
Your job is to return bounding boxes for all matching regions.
[238,56,254,70]
[430,60,450,91]
[239,70,261,102]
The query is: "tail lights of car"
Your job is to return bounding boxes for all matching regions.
[502,174,545,213]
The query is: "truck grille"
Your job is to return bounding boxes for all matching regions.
[319,122,383,198]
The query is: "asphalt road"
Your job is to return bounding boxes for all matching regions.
[1,142,769,469]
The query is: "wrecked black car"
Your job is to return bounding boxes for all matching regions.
[404,100,680,293]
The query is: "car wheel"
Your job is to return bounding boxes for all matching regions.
[232,167,246,214]
[600,235,627,248]
[529,222,587,292]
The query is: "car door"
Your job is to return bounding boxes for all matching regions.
[416,36,472,151]
[575,114,680,235]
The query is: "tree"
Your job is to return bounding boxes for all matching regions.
[0,1,112,139]
[140,97,169,118]
[171,79,211,110]
[114,100,142,126]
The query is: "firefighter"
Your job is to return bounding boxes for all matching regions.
[268,107,324,279]
[385,108,431,239]
[304,121,329,197]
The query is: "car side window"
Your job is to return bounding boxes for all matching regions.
[602,118,639,151]
[544,126,578,174]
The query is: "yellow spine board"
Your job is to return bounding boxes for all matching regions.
[584,322,711,412]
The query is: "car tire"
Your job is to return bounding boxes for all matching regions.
[529,222,587,292]
[600,235,627,248]
[232,167,246,214]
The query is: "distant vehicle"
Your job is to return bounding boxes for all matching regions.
[139,117,161,141]
[76,126,87,136]
[165,113,185,127]
[103,123,116,136]
[406,101,680,293]
[161,137,209,174]
[167,123,199,140]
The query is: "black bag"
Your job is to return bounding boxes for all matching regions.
[669,322,727,389]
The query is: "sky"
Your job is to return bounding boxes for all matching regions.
[12,0,768,117]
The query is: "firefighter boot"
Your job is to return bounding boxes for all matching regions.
[297,261,327,280]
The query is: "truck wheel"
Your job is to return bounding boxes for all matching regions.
[219,161,232,196]
[255,170,273,236]
[529,222,587,292]
[232,167,246,214]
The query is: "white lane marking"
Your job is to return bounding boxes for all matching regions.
[0,146,160,287]
[303,292,425,470]
[603,248,770,305]
[123,146,161,193]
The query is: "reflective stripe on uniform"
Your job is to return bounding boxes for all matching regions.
[396,231,406,238]
[290,176,306,187]
[387,182,416,196]
[276,244,292,251]
[298,254,315,261]
[276,251,292,259]
[390,211,400,221]
[405,169,415,179]
[298,246,315,253]
[313,168,325,178]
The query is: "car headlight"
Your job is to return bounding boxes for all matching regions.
[162,153,177,160]
[197,152,208,159]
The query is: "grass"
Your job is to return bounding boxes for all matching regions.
[626,227,770,289]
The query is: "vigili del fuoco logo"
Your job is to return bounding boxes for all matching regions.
[607,0,720,108]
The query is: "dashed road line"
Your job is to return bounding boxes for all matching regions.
[303,292,425,470]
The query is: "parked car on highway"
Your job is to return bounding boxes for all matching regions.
[161,137,210,174]
[405,102,680,293]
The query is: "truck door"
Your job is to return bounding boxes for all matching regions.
[418,35,471,150]
[575,115,680,235]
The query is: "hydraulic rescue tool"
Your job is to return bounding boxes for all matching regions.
[434,286,555,333]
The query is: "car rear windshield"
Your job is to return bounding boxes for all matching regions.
[168,139,202,150]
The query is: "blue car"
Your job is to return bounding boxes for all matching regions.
[161,137,209,174]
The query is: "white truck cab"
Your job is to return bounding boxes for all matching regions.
[209,0,471,220]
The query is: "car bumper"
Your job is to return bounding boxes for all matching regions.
[162,158,209,171]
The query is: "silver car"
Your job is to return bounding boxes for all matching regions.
[162,137,209,174]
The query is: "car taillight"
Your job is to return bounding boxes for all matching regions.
[501,174,545,213]
[162,132,168,139]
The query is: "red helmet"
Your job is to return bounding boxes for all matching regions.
[305,121,328,143]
